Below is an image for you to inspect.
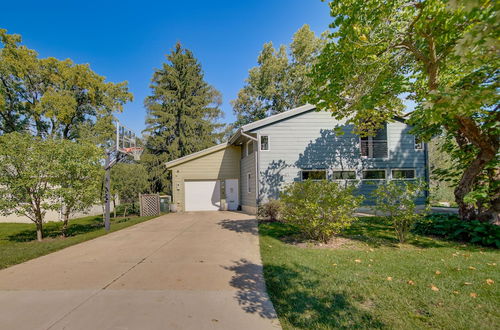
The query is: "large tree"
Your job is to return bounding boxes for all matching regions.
[143,42,224,193]
[309,0,499,222]
[0,29,132,141]
[232,25,324,127]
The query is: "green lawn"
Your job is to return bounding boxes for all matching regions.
[0,214,157,269]
[259,217,499,329]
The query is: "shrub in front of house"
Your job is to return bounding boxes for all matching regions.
[414,214,500,248]
[372,180,427,243]
[258,199,283,221]
[280,180,363,243]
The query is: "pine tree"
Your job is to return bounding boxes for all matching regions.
[143,42,224,193]
[231,25,324,128]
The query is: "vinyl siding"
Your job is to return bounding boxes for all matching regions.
[240,141,257,211]
[169,145,241,211]
[252,110,427,205]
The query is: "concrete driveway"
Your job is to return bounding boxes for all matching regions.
[0,212,280,330]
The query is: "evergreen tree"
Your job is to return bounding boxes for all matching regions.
[143,42,224,193]
[231,25,324,127]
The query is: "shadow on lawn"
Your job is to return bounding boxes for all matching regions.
[263,261,385,329]
[218,219,258,235]
[7,216,135,242]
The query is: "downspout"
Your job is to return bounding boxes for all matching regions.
[256,133,260,209]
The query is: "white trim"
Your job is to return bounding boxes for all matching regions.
[259,135,270,151]
[240,104,316,132]
[361,169,387,180]
[300,169,328,181]
[391,168,416,180]
[165,142,228,168]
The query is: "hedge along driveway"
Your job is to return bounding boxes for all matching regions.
[259,217,499,329]
[0,214,156,269]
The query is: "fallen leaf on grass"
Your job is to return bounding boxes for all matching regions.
[430,285,439,291]
[332,263,337,266]
[387,277,393,281]
[369,248,374,252]
[486,263,496,266]
[468,266,476,270]
[355,259,362,263]
[470,292,478,298]
[464,282,472,285]
[486,279,494,285]
[453,291,460,294]
[435,271,441,275]
[407,280,415,285]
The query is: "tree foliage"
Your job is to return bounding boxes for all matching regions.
[0,29,132,142]
[232,25,324,127]
[143,42,224,193]
[0,133,102,240]
[111,163,148,206]
[309,0,499,221]
[53,140,102,236]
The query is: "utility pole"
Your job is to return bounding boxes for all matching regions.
[104,151,111,232]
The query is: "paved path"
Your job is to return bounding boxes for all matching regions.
[0,212,280,330]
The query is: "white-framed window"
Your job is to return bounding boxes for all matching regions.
[391,169,416,180]
[246,140,254,156]
[246,172,251,193]
[362,169,387,180]
[331,170,357,180]
[301,169,327,181]
[414,136,424,150]
[260,135,269,151]
[360,125,388,159]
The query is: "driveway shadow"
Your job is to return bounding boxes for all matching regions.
[218,219,258,235]
[223,259,278,319]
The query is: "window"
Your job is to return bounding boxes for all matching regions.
[301,170,327,181]
[246,173,251,193]
[260,135,269,151]
[332,170,357,180]
[362,170,386,180]
[360,125,388,158]
[246,140,254,156]
[414,137,424,150]
[392,169,416,180]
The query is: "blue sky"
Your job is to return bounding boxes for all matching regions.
[3,0,332,134]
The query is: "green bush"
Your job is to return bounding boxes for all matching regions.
[114,203,140,217]
[372,180,427,243]
[414,214,500,248]
[280,180,363,243]
[258,199,283,221]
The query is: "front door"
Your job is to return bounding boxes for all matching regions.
[225,179,239,211]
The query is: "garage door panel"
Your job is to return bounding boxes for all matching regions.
[185,181,220,211]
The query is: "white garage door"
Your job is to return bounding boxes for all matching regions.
[185,180,221,211]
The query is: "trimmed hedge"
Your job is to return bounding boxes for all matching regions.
[413,214,500,248]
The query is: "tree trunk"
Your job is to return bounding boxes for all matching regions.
[35,221,43,242]
[454,146,498,222]
[113,199,116,219]
[123,205,128,217]
[62,212,70,237]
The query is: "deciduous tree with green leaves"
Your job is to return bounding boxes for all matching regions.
[53,140,103,236]
[0,133,60,241]
[143,42,224,193]
[0,29,132,142]
[111,163,148,216]
[309,0,499,222]
[232,25,324,127]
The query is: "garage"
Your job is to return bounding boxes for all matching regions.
[184,180,220,211]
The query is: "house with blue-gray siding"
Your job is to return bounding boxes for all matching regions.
[166,104,429,214]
